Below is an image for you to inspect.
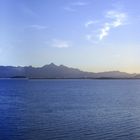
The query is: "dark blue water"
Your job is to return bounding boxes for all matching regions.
[1,79,140,140]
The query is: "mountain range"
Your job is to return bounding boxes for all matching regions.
[0,63,139,79]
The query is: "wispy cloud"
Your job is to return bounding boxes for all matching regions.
[64,7,75,12]
[85,33,99,44]
[106,10,127,27]
[51,39,70,48]
[99,10,127,40]
[85,10,127,42]
[85,20,99,28]
[64,1,88,12]
[99,23,110,40]
[28,25,48,30]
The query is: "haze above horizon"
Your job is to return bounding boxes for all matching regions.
[1,0,140,73]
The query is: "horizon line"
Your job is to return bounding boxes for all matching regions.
[0,63,138,74]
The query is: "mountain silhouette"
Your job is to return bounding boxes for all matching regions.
[0,63,137,79]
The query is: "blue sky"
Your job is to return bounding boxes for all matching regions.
[0,0,140,73]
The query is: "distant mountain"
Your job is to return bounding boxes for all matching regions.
[24,63,91,79]
[0,63,137,79]
[132,74,140,79]
[0,66,25,78]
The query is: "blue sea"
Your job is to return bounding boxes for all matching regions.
[1,79,140,140]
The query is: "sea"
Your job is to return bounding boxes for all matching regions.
[0,79,140,140]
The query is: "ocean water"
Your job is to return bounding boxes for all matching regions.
[0,79,140,140]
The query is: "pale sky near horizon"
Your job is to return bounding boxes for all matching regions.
[0,0,140,73]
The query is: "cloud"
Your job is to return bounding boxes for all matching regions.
[64,1,88,12]
[51,39,70,48]
[106,10,127,27]
[99,10,127,40]
[86,10,127,42]
[99,23,110,40]
[85,33,99,44]
[64,7,75,12]
[85,20,99,28]
[28,25,48,30]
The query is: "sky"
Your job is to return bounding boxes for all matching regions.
[0,0,140,73]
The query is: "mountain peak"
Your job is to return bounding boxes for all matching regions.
[49,63,56,66]
[42,63,57,68]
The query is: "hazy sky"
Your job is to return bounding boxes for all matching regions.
[0,0,140,73]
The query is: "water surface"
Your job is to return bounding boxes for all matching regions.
[0,79,140,140]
